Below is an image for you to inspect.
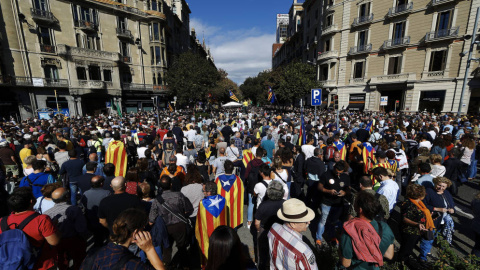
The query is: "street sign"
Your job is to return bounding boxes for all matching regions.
[106,102,111,108]
[380,96,388,106]
[311,89,322,106]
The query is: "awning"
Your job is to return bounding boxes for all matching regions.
[346,103,365,111]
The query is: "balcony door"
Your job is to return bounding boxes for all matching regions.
[436,10,453,33]
[34,0,48,11]
[118,16,127,30]
[38,27,53,46]
[44,65,59,81]
[359,3,371,18]
[393,21,406,45]
[358,30,368,49]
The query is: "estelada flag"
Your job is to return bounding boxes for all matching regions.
[105,140,128,177]
[242,149,254,167]
[362,142,376,174]
[334,141,347,160]
[196,195,227,258]
[215,174,244,229]
[365,119,376,134]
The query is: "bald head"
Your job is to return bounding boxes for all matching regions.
[111,176,126,192]
[89,153,98,162]
[91,176,104,188]
[52,187,69,203]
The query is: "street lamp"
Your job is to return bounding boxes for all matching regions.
[151,96,160,127]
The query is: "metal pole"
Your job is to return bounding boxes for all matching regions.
[458,7,480,116]
[314,106,317,126]
[336,97,339,129]
[155,96,160,127]
[54,89,60,112]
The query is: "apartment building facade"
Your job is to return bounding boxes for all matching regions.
[274,0,480,113]
[0,0,213,119]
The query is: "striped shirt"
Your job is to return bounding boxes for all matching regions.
[268,223,318,270]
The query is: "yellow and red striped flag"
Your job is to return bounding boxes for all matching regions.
[242,149,254,167]
[105,140,128,177]
[215,174,244,229]
[362,142,377,174]
[168,103,174,112]
[229,90,239,102]
[195,195,227,259]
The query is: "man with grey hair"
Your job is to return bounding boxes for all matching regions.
[254,181,286,269]
[97,176,142,231]
[212,147,228,177]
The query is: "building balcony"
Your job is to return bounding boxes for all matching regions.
[30,8,58,24]
[40,44,56,54]
[322,24,338,36]
[432,0,458,6]
[57,44,121,62]
[0,76,68,87]
[317,50,339,61]
[116,28,133,40]
[349,78,366,85]
[352,14,374,28]
[425,27,459,42]
[325,3,335,12]
[383,36,411,50]
[387,3,413,18]
[370,73,416,84]
[421,70,446,79]
[348,44,372,56]
[318,80,336,87]
[77,80,111,89]
[74,20,98,31]
[122,83,154,91]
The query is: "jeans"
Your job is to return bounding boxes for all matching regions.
[97,151,103,163]
[247,193,254,222]
[419,230,438,261]
[286,182,291,199]
[316,204,331,241]
[69,182,81,206]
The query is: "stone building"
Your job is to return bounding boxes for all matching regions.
[0,0,213,119]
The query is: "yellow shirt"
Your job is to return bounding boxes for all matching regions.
[63,139,74,151]
[19,148,32,168]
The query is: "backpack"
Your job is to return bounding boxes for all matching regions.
[325,146,336,161]
[163,150,174,167]
[374,193,387,223]
[0,213,40,270]
[246,162,262,194]
[78,138,87,148]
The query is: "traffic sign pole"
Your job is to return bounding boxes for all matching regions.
[311,89,322,126]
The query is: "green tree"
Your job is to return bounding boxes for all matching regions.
[211,69,240,103]
[276,61,318,104]
[165,52,220,105]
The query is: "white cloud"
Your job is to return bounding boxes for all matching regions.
[190,18,275,85]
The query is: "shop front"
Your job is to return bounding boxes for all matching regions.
[418,90,446,113]
[346,94,366,111]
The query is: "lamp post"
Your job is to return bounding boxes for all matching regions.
[458,7,480,116]
[151,96,160,127]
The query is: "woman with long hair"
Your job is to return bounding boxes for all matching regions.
[271,157,289,200]
[205,226,247,270]
[181,164,204,224]
[195,149,211,182]
[459,135,475,181]
[125,167,141,195]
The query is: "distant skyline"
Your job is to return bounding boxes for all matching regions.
[188,0,292,85]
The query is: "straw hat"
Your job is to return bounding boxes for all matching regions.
[277,199,315,223]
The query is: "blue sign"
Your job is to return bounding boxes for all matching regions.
[311,89,322,106]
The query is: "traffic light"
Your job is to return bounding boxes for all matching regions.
[333,95,339,110]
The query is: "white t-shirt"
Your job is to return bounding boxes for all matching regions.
[175,154,189,171]
[418,140,432,150]
[272,170,290,200]
[186,129,196,142]
[225,146,239,162]
[254,179,288,208]
[301,144,316,160]
[137,147,147,159]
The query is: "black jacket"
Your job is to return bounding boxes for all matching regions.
[305,157,326,180]
[293,153,306,184]
[444,157,463,182]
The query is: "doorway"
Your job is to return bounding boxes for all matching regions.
[379,90,404,112]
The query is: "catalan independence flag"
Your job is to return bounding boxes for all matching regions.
[168,103,174,112]
[195,195,227,258]
[298,109,306,146]
[268,87,275,104]
[334,140,347,160]
[362,142,376,174]
[229,90,239,102]
[215,174,244,229]
[365,119,376,134]
[242,149,254,167]
[105,140,128,177]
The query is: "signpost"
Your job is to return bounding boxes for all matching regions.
[311,89,321,126]
[395,100,400,114]
[380,96,388,106]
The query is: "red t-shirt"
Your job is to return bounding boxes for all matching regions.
[0,211,57,270]
[157,129,168,141]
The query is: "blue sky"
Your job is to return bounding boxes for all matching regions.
[188,0,293,85]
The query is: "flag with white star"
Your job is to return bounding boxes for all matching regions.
[195,194,227,259]
[215,174,244,229]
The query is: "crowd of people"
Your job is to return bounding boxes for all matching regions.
[0,107,479,270]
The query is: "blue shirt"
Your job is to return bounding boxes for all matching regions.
[82,162,105,177]
[377,179,399,212]
[261,139,275,159]
[417,174,434,189]
[19,172,55,198]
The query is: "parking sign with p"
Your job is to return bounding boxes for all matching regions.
[311,89,322,106]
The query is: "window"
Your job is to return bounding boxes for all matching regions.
[44,65,59,80]
[152,73,156,85]
[429,50,447,71]
[359,3,371,18]
[120,41,129,56]
[34,0,48,11]
[326,0,334,7]
[436,10,453,33]
[358,30,368,49]
[320,65,329,80]
[38,27,52,45]
[354,62,365,79]
[76,67,87,80]
[150,23,161,41]
[121,70,132,83]
[118,16,127,30]
[158,73,163,85]
[103,70,112,82]
[76,33,82,47]
[150,46,161,65]
[86,35,100,50]
[73,5,97,24]
[324,39,331,52]
[325,14,333,27]
[388,56,403,75]
[392,21,406,45]
[88,65,101,81]
[396,0,407,6]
